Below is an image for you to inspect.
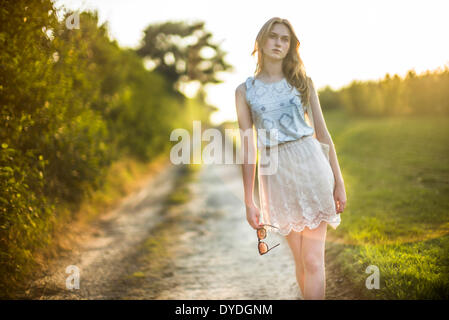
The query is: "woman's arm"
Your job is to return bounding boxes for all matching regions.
[235,83,258,208]
[307,77,345,188]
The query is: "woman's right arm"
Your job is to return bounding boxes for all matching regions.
[235,83,262,229]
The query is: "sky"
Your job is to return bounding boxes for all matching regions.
[54,0,449,125]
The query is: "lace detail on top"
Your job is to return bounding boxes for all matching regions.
[245,76,314,149]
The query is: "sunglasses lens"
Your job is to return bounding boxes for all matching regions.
[258,242,268,254]
[257,228,266,240]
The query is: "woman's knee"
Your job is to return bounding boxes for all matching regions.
[302,253,324,274]
[301,222,327,273]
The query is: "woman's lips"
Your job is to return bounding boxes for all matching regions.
[273,49,281,53]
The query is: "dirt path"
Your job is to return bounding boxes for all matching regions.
[19,144,361,300]
[17,160,183,299]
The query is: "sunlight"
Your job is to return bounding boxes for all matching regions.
[55,0,449,126]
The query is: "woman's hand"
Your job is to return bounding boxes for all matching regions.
[333,181,347,214]
[246,202,263,229]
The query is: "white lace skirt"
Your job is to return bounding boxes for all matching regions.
[257,134,341,236]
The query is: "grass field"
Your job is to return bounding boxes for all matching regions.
[324,109,449,299]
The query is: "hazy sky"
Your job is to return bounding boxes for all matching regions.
[55,0,449,125]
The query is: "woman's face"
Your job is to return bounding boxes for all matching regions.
[262,23,291,60]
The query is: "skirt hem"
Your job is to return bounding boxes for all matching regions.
[266,215,341,237]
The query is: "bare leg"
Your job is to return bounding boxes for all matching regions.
[285,230,305,297]
[301,220,328,300]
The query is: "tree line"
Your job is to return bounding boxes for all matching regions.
[319,66,449,116]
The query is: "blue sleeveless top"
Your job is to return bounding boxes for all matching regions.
[245,76,314,149]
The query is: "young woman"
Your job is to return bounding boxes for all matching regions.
[235,17,347,300]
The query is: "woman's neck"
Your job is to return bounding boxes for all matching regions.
[258,61,284,80]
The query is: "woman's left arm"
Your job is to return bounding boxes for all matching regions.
[308,77,347,213]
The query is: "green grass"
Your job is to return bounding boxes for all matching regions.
[324,109,449,299]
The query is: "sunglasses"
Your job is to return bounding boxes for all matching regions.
[257,224,280,255]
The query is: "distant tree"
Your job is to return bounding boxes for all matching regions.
[136,21,233,93]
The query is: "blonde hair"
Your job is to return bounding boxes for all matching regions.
[251,17,312,108]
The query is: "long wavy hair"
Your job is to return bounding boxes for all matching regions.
[251,17,312,108]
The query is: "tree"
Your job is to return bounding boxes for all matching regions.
[136,20,233,93]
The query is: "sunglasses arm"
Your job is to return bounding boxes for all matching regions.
[265,243,281,252]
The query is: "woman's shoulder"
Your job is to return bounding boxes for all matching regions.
[236,76,255,94]
[235,82,246,96]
